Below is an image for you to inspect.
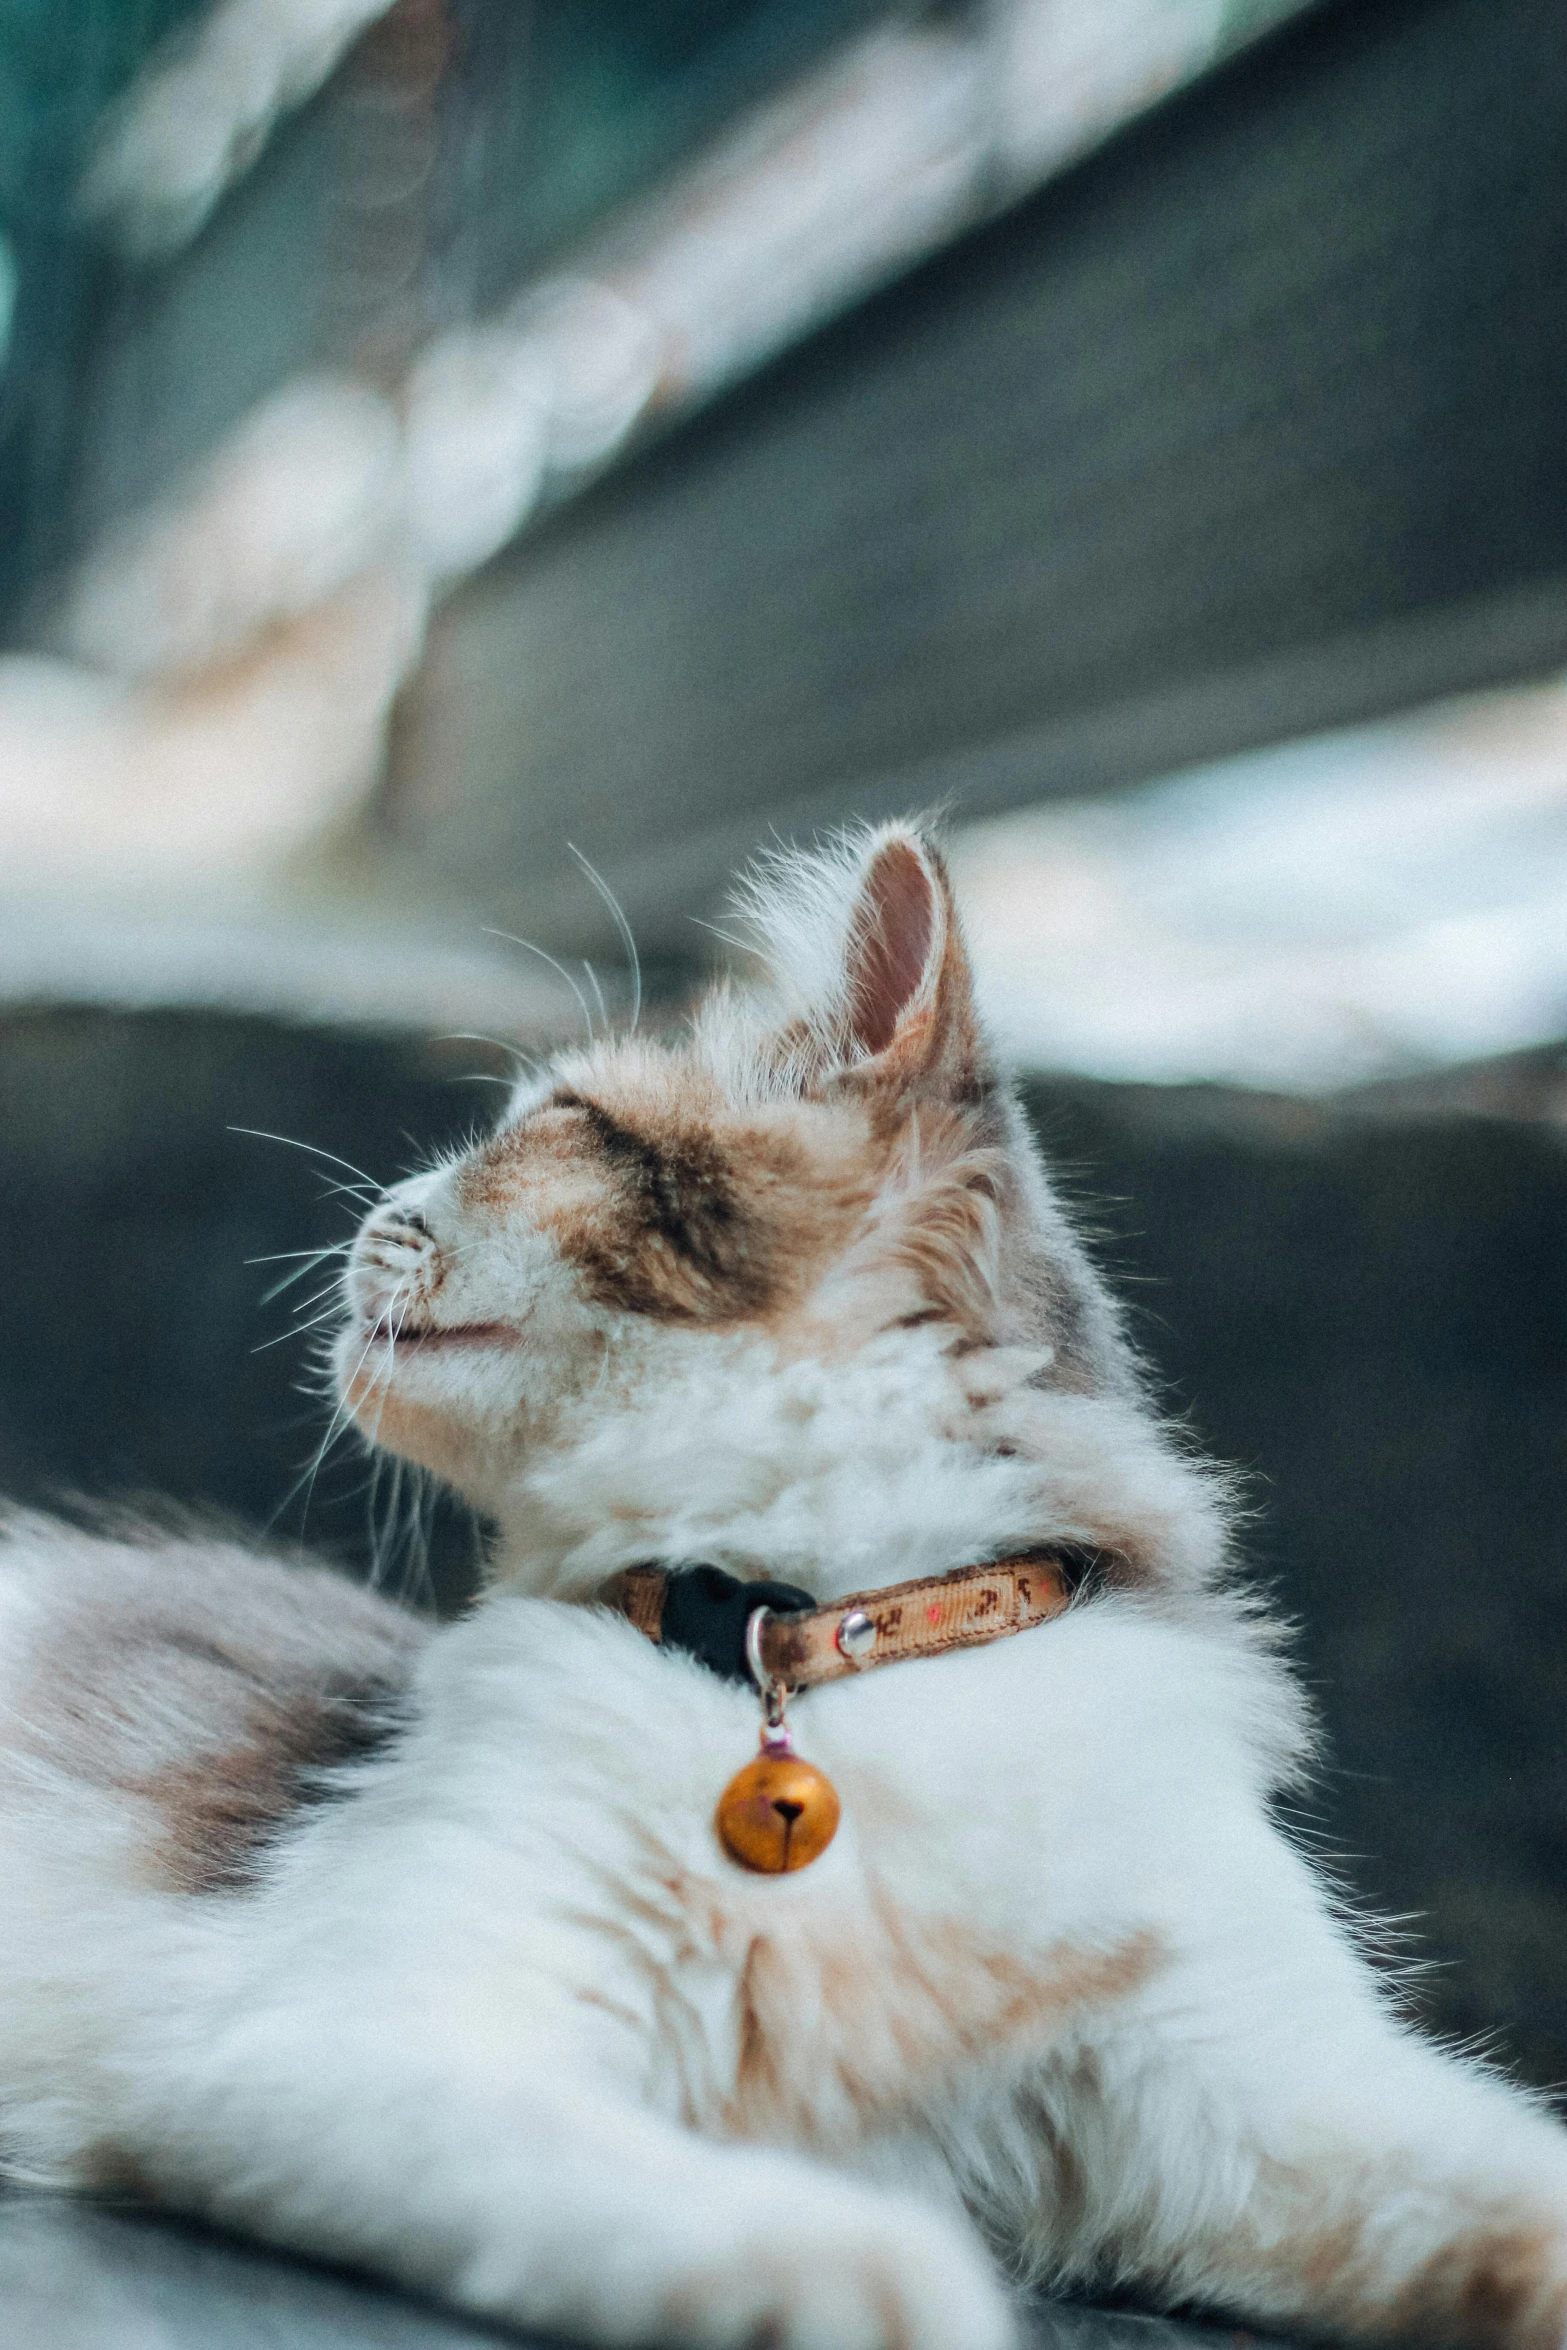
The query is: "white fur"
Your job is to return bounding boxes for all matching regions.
[2,824,1565,2350]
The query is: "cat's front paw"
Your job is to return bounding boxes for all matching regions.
[648,2180,1015,2350]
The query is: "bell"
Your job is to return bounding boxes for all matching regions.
[716,1748,840,1874]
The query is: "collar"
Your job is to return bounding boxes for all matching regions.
[598,1550,1083,1692]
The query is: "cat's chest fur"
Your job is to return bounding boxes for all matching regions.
[309,1592,1244,2160]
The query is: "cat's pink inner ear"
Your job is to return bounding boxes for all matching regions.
[845,838,940,1057]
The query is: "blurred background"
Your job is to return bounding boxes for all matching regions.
[1,0,1565,2093]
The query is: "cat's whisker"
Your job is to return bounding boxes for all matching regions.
[257,1252,351,1307]
[688,915,750,956]
[436,1031,541,1081]
[362,1450,386,1560]
[362,1302,411,1430]
[582,961,610,1036]
[249,1287,346,1348]
[258,1275,348,1332]
[318,1173,380,1198]
[288,1276,349,1316]
[246,1243,353,1267]
[272,1310,391,1535]
[396,1469,424,1606]
[251,1306,343,1355]
[483,928,596,1042]
[568,845,643,1034]
[229,1127,385,1196]
[355,1333,407,1501]
[265,1419,349,1537]
[369,1451,440,1613]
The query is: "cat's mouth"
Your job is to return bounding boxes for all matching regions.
[361,1319,518,1351]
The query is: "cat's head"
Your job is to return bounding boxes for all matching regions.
[335,825,1218,1596]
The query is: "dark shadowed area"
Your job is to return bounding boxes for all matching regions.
[0,1007,500,1613]
[0,2191,1278,2350]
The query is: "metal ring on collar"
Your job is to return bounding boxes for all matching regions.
[744,1604,777,1699]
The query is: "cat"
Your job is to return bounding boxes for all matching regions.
[2,819,1565,2350]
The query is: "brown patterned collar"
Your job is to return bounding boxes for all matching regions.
[599,1552,1081,1693]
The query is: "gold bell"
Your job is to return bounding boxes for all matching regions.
[715,1604,841,1874]
[716,1741,840,1873]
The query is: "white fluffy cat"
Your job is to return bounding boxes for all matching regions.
[2,822,1565,2350]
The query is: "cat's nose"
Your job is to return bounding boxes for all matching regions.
[350,1192,444,1322]
[358,1202,437,1258]
[380,1205,432,1239]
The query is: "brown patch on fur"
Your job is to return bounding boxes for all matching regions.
[135,1669,406,1893]
[724,1895,1161,2149]
[1389,2225,1567,2350]
[1231,2205,1567,2350]
[553,1093,781,1321]
[463,1072,878,1328]
[17,1536,426,1897]
[1286,2212,1373,2310]
[76,2140,157,2199]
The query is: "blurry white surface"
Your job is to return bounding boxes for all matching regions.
[513,278,667,474]
[2,571,423,888]
[603,23,986,401]
[403,282,661,580]
[18,0,1478,1071]
[78,0,400,258]
[58,0,1248,695]
[62,379,406,679]
[996,0,1226,179]
[53,280,662,683]
[950,678,1567,1091]
[0,568,575,1032]
[0,900,563,1038]
[29,0,1310,907]
[401,331,552,585]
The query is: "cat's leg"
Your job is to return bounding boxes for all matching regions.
[102,1993,1013,2350]
[1021,1831,1567,2347]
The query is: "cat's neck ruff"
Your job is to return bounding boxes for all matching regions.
[483,1323,1215,1609]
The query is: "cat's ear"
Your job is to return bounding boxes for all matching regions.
[739,823,992,1101]
[831,829,988,1101]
